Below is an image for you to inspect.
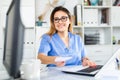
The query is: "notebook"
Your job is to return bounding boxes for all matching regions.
[61,48,120,79]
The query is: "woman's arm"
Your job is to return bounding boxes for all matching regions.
[37,53,56,64]
[37,53,65,67]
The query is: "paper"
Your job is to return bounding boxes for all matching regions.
[55,57,72,62]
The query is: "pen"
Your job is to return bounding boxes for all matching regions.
[116,58,119,69]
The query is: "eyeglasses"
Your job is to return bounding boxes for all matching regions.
[53,16,68,23]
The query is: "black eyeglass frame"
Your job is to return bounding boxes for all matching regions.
[53,16,69,23]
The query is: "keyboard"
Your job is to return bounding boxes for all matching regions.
[77,65,103,73]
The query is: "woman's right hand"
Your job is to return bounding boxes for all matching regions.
[38,54,66,67]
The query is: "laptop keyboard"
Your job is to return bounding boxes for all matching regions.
[77,65,103,73]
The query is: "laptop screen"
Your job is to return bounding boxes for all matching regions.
[95,48,120,79]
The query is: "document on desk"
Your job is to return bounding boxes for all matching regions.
[55,57,72,62]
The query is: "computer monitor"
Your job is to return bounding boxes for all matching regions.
[3,0,25,79]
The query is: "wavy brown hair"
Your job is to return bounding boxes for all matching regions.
[47,6,73,36]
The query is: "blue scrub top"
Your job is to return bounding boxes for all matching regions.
[38,32,87,67]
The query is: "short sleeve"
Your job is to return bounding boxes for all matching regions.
[38,35,51,55]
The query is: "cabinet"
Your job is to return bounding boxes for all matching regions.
[75,0,120,64]
[35,0,120,64]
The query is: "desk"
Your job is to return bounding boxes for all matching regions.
[40,66,96,80]
[40,66,120,80]
[1,65,120,80]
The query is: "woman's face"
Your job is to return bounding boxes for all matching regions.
[53,11,71,33]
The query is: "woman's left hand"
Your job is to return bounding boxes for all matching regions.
[82,58,96,67]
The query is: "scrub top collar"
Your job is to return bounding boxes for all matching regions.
[55,32,72,49]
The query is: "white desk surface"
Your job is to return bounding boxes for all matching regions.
[1,66,120,80]
[1,61,120,80]
[40,66,96,80]
[40,66,120,80]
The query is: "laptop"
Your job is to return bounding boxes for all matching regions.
[61,48,120,79]
[62,65,103,76]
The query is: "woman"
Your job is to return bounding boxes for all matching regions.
[37,6,96,67]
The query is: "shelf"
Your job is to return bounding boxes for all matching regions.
[84,27,111,45]
[35,26,50,28]
[84,26,111,28]
[73,25,83,28]
[112,27,120,45]
[112,26,120,27]
[84,6,111,9]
